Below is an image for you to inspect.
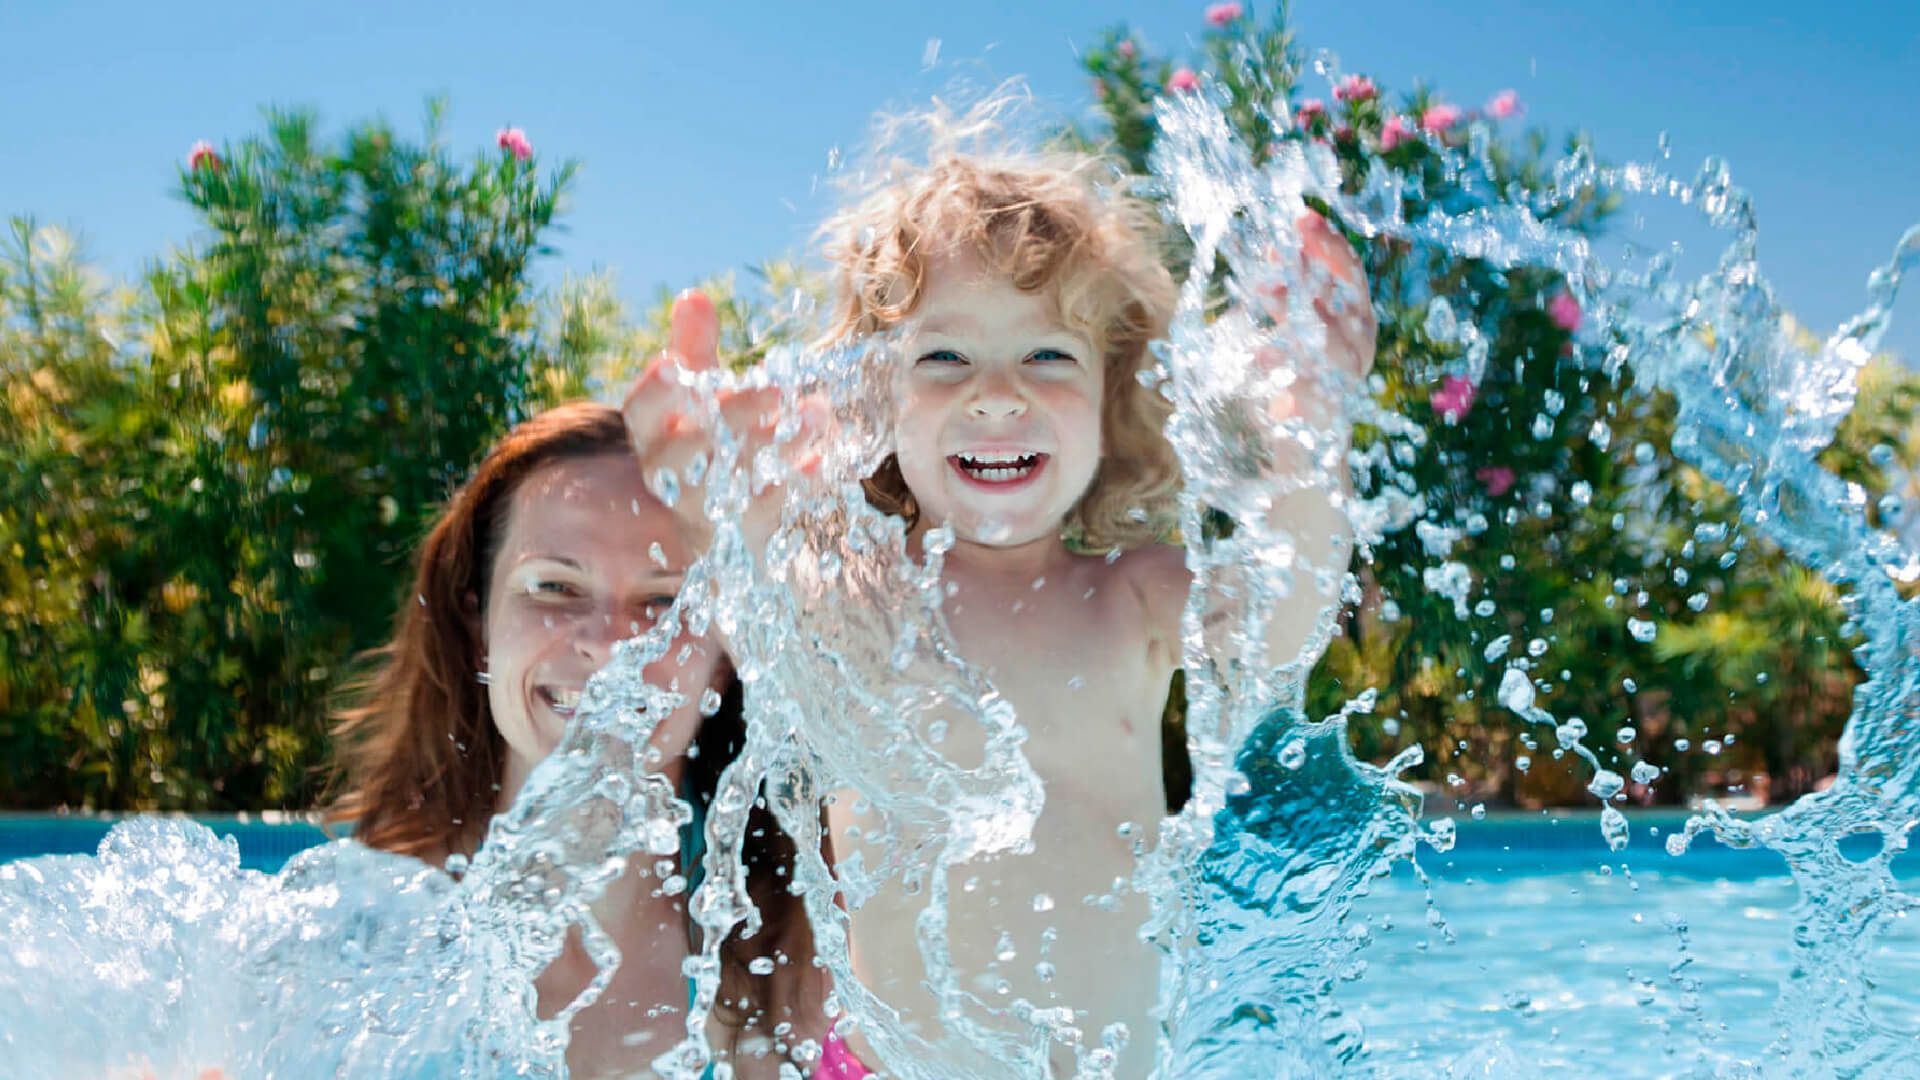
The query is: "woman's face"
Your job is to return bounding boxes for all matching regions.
[481,451,722,801]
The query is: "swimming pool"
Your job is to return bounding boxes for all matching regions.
[0,812,333,874]
[5,809,1908,1077]
[1348,813,1920,1077]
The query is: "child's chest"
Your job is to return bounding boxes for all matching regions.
[941,569,1174,820]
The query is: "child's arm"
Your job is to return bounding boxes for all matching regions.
[1253,212,1377,672]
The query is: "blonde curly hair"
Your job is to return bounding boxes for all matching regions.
[820,151,1182,551]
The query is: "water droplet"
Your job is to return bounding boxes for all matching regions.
[1470,803,1487,821]
[1631,761,1662,785]
[1616,726,1637,745]
[1031,893,1055,913]
[1627,618,1657,643]
[1589,418,1612,450]
[1703,739,1723,756]
[1589,769,1625,801]
[1673,738,1691,752]
[650,468,680,507]
[1278,740,1307,769]
[1423,297,1459,343]
[699,687,723,717]
[1600,805,1630,851]
[749,957,776,976]
[1483,635,1512,662]
[1498,668,1536,713]
[649,542,668,567]
[994,933,1017,963]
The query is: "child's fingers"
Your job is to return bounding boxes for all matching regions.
[668,289,722,373]
[717,385,785,435]
[621,361,687,453]
[1297,211,1364,288]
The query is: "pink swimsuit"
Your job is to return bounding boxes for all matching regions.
[812,1024,870,1079]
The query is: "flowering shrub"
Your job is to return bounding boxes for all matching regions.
[0,105,576,809]
[1077,4,1917,807]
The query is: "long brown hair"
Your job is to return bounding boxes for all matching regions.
[327,400,822,1048]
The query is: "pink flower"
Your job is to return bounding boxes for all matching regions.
[186,140,222,172]
[1420,104,1462,133]
[1429,375,1477,422]
[1333,74,1377,103]
[1168,68,1201,93]
[1295,98,1327,125]
[1477,465,1517,497]
[1116,39,1137,59]
[495,127,533,161]
[1334,124,1356,143]
[1204,1,1245,27]
[1548,290,1582,331]
[1379,114,1413,151]
[1487,89,1523,119]
[1093,78,1108,99]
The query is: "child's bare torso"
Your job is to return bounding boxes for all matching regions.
[830,540,1189,1079]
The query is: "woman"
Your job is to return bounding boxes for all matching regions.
[327,401,831,1078]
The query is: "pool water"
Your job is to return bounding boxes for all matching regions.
[0,813,332,874]
[7,811,1914,1078]
[1346,815,1920,1078]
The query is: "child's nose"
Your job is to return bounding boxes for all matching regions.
[966,375,1028,419]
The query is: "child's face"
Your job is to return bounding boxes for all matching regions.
[482,452,723,792]
[894,258,1104,548]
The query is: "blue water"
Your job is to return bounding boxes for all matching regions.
[9,811,1911,1080]
[0,814,332,874]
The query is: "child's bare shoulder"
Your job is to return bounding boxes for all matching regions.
[1082,543,1189,631]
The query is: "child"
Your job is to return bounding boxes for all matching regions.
[628,153,1373,1078]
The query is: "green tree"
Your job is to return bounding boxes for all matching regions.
[0,104,577,810]
[1077,5,1918,807]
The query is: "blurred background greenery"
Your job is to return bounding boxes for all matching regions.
[3,9,1914,812]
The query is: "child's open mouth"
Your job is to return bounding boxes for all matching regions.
[949,451,1046,489]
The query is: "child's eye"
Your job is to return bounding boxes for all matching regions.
[1026,348,1077,364]
[528,580,581,599]
[915,349,968,366]
[640,594,677,620]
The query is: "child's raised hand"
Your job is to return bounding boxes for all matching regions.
[1252,211,1378,423]
[621,290,823,553]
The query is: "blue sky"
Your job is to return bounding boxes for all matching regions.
[4,0,1915,362]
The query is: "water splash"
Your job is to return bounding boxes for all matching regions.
[3,71,1919,1080]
